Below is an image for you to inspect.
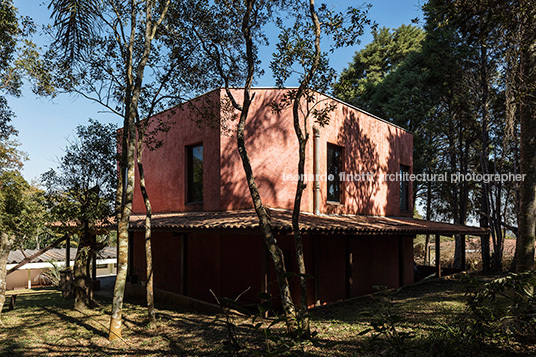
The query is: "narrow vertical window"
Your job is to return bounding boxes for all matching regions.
[400,164,410,211]
[327,144,343,203]
[187,144,203,202]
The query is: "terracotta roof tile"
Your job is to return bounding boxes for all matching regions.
[128,209,487,236]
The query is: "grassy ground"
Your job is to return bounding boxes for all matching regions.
[1,276,534,356]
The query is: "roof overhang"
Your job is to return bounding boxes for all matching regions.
[127,209,488,236]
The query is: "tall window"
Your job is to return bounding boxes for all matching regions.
[187,144,203,203]
[400,164,410,211]
[327,144,343,203]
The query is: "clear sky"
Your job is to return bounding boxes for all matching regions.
[9,0,424,182]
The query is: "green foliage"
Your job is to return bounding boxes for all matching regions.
[333,24,425,110]
[211,289,329,356]
[0,170,49,241]
[467,272,536,340]
[359,286,414,355]
[0,0,54,135]
[271,2,371,93]
[416,273,536,355]
[37,260,62,286]
[47,0,204,120]
[41,119,117,228]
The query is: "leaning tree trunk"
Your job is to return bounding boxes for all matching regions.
[287,0,322,336]
[218,0,297,333]
[234,89,297,332]
[0,232,14,315]
[136,129,155,323]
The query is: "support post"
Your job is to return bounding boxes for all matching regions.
[314,235,320,306]
[435,234,441,278]
[260,239,269,318]
[398,236,405,287]
[460,234,466,270]
[92,253,97,281]
[65,234,70,269]
[345,237,353,299]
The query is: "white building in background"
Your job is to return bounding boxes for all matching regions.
[6,247,116,290]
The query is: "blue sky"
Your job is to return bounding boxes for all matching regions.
[9,0,424,182]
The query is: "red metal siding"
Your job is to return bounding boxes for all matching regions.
[351,236,400,296]
[131,231,184,294]
[186,232,221,302]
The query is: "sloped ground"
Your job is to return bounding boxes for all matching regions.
[1,275,534,356]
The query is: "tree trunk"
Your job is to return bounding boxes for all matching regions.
[109,118,135,340]
[515,21,536,272]
[109,0,170,340]
[287,0,322,336]
[218,0,297,333]
[0,232,14,315]
[479,43,491,272]
[424,180,432,265]
[73,234,92,310]
[291,132,309,334]
[234,91,297,332]
[136,128,155,324]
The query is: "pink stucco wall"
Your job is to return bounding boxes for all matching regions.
[131,88,413,216]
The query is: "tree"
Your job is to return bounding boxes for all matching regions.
[420,0,535,271]
[333,24,425,111]
[1,0,54,136]
[175,0,300,332]
[504,0,536,271]
[0,170,46,314]
[46,0,197,338]
[172,0,370,334]
[0,0,54,315]
[271,0,370,334]
[42,119,117,310]
[335,1,531,273]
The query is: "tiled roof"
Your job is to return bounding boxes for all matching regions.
[7,247,116,265]
[128,209,487,236]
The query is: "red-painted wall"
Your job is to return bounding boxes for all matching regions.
[132,90,221,213]
[130,88,413,217]
[131,231,185,294]
[129,232,414,307]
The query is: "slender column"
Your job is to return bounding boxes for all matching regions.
[314,235,320,306]
[398,236,405,286]
[65,234,70,268]
[345,237,353,298]
[435,234,441,278]
[460,234,466,270]
[92,253,97,281]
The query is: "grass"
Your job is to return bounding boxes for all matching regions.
[1,275,534,356]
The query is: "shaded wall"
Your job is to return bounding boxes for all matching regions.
[219,89,413,216]
[129,230,414,308]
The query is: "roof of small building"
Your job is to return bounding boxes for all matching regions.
[7,247,116,265]
[128,209,487,236]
